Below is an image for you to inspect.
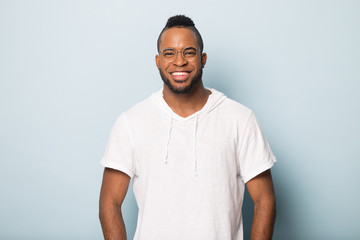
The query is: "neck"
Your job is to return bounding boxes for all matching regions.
[162,81,211,118]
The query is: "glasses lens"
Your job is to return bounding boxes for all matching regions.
[183,48,197,61]
[161,49,176,62]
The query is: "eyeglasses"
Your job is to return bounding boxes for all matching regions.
[159,47,200,62]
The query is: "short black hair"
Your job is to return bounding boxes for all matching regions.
[157,15,204,53]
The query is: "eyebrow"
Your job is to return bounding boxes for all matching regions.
[160,46,197,52]
[161,47,175,52]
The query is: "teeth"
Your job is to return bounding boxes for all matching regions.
[172,72,188,76]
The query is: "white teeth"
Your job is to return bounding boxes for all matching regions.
[172,72,188,76]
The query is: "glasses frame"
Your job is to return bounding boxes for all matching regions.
[158,46,201,63]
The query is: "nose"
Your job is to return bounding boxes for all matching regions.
[173,51,187,66]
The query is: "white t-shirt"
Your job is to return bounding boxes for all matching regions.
[101,88,276,240]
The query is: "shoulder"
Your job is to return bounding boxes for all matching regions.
[120,92,159,120]
[214,91,253,122]
[223,97,252,114]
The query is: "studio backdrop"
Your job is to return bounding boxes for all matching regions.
[1,0,359,239]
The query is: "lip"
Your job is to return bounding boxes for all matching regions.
[170,71,191,81]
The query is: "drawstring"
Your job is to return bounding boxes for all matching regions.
[164,113,199,177]
[193,115,198,176]
[164,113,173,164]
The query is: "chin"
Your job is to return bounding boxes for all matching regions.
[159,69,202,94]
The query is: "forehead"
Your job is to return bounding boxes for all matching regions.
[159,27,198,50]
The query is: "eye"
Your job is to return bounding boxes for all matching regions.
[164,52,175,56]
[162,50,176,58]
[184,49,196,57]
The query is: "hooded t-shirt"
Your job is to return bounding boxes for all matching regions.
[101,88,276,240]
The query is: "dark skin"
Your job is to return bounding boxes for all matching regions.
[99,168,130,240]
[247,169,276,240]
[155,27,210,117]
[99,27,276,240]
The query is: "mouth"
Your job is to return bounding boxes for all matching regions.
[170,71,191,81]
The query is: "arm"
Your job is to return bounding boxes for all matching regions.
[246,169,276,240]
[99,167,131,240]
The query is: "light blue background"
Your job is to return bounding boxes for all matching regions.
[1,0,359,239]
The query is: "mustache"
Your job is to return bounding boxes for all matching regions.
[158,68,203,94]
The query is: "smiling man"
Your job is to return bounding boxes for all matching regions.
[99,15,277,240]
[156,26,205,95]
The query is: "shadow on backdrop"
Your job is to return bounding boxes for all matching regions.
[205,59,296,239]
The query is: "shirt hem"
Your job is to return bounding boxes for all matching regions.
[242,158,276,183]
[100,158,134,178]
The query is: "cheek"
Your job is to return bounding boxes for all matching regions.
[160,62,170,72]
[193,62,202,72]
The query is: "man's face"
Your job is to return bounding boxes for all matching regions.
[156,27,207,94]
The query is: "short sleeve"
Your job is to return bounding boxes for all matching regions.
[238,112,277,183]
[100,114,135,178]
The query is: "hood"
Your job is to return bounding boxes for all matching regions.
[151,88,226,121]
[151,88,227,176]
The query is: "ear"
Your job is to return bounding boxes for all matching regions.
[201,52,207,68]
[155,55,160,69]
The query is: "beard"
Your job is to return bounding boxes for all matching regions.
[159,68,203,94]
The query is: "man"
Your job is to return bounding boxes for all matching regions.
[99,15,276,240]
